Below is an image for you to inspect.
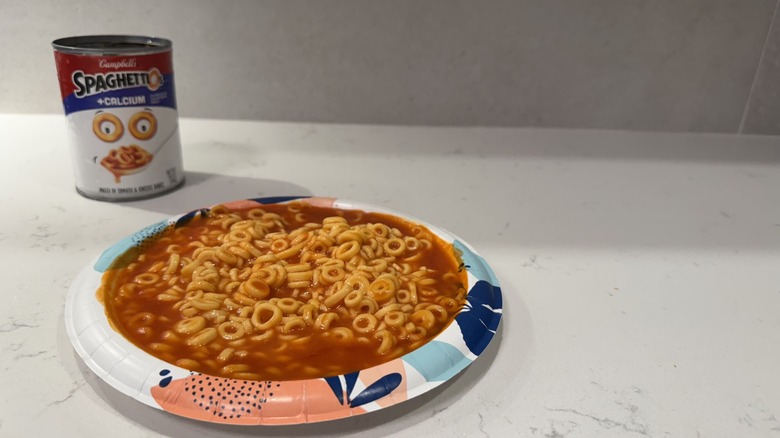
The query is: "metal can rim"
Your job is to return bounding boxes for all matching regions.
[52,35,172,55]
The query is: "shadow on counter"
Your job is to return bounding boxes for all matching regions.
[116,171,313,216]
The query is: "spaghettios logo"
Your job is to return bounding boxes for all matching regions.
[72,67,163,98]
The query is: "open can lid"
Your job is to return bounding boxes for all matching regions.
[52,35,172,55]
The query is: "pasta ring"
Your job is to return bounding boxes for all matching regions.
[92,112,123,142]
[147,68,163,91]
[352,313,378,333]
[128,111,157,140]
[251,303,283,331]
[240,278,270,299]
[175,316,207,335]
[217,321,245,340]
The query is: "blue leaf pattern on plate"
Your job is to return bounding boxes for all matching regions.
[344,372,359,400]
[175,208,209,228]
[94,220,170,272]
[323,371,401,407]
[158,369,172,388]
[403,341,470,382]
[323,375,346,405]
[456,280,502,356]
[349,373,402,408]
[450,240,502,356]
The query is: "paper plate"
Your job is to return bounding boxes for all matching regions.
[65,196,502,425]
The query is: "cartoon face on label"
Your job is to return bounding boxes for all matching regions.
[68,106,178,184]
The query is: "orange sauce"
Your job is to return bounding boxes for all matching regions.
[100,203,467,380]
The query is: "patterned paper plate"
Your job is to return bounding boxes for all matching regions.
[64,196,502,425]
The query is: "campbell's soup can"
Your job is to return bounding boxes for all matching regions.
[52,35,185,201]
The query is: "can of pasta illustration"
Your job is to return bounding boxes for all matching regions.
[52,35,185,201]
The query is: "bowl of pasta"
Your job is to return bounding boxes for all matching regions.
[65,196,502,424]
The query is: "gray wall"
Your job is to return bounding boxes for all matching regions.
[3,0,780,134]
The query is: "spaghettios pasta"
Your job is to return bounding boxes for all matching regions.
[100,144,153,183]
[99,201,468,381]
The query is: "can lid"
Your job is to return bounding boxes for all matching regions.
[52,35,172,55]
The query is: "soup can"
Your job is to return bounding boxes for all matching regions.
[52,35,185,201]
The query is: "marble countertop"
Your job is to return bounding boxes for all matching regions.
[2,114,779,437]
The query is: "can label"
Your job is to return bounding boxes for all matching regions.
[54,45,184,200]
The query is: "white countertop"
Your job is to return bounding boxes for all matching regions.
[2,114,780,437]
